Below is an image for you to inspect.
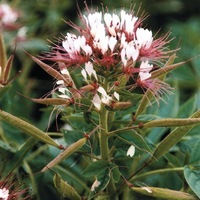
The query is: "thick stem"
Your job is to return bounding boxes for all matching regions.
[99,106,109,160]
[98,77,118,199]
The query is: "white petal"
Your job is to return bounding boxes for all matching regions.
[91,180,101,192]
[56,80,64,85]
[81,69,87,80]
[0,188,9,200]
[109,36,117,52]
[61,68,70,75]
[114,92,120,101]
[92,93,101,110]
[127,145,135,157]
[136,28,153,49]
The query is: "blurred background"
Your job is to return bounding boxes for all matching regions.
[1,0,200,199]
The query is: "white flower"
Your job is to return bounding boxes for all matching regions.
[81,62,98,81]
[136,28,153,49]
[0,188,9,200]
[92,87,112,110]
[120,10,138,34]
[85,12,103,38]
[104,13,120,36]
[62,34,92,57]
[127,145,135,157]
[139,61,153,81]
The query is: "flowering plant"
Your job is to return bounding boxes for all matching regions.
[1,2,200,200]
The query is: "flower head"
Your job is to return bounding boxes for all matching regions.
[40,4,176,110]
[0,173,30,200]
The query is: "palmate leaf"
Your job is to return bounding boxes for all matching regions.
[184,138,200,198]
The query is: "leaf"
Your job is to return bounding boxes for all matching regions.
[143,118,200,128]
[184,166,200,199]
[151,109,200,161]
[88,168,110,200]
[117,130,151,154]
[0,110,60,148]
[53,173,81,200]
[82,160,109,177]
[109,163,121,183]
[184,139,200,198]
[189,138,200,164]
[131,186,197,200]
[41,137,87,172]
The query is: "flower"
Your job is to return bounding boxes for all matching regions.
[41,4,175,110]
[127,145,136,157]
[0,188,9,200]
[0,3,20,31]
[0,173,30,200]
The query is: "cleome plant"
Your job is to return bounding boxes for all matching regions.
[0,2,200,200]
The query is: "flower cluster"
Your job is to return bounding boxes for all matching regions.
[44,6,174,110]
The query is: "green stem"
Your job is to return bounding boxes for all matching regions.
[99,106,109,160]
[98,78,117,199]
[131,167,183,182]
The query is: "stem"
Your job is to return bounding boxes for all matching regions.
[98,78,118,199]
[99,106,109,160]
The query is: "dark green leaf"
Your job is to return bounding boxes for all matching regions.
[117,130,151,154]
[82,160,109,177]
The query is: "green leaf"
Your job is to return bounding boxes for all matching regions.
[117,130,151,154]
[131,186,197,200]
[184,166,200,199]
[0,110,60,148]
[0,84,11,97]
[151,109,200,161]
[189,138,200,164]
[88,168,110,200]
[42,137,87,172]
[82,160,109,177]
[184,139,200,198]
[53,173,81,200]
[109,163,121,183]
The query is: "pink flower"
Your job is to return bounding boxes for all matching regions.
[41,4,176,108]
[0,3,20,31]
